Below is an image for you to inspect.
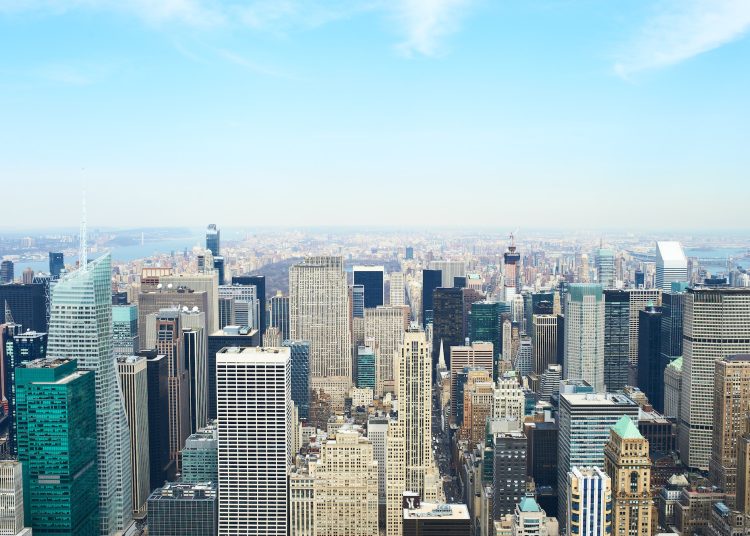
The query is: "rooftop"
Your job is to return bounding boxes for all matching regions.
[612,415,643,439]
[518,496,541,513]
[404,502,470,520]
[656,241,687,265]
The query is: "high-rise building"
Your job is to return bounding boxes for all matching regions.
[515,337,533,377]
[354,266,385,308]
[663,356,682,420]
[154,309,191,465]
[421,269,442,327]
[269,292,290,340]
[182,310,208,433]
[20,269,33,285]
[357,346,376,389]
[460,374,495,446]
[493,429,527,517]
[557,393,639,524]
[49,252,64,278]
[364,306,405,395]
[181,424,218,484]
[637,306,665,412]
[144,351,176,491]
[0,460,28,536]
[511,496,558,536]
[206,326,259,420]
[137,286,209,350]
[389,272,405,307]
[117,355,151,517]
[0,261,13,284]
[604,416,652,536]
[217,347,291,536]
[539,363,562,402]
[47,253,133,533]
[403,502,471,535]
[627,289,662,367]
[368,417,389,507]
[148,482,218,536]
[0,284,47,333]
[213,256,225,286]
[737,416,750,515]
[282,340,310,420]
[289,257,351,409]
[231,275,266,333]
[567,467,612,536]
[160,273,220,335]
[469,300,502,366]
[206,224,220,257]
[16,358,99,535]
[596,248,615,288]
[113,304,139,359]
[218,284,259,330]
[432,287,464,372]
[710,355,750,499]
[449,342,494,420]
[493,375,525,425]
[532,314,558,375]
[679,287,750,470]
[352,285,365,319]
[655,241,688,293]
[603,289,629,392]
[462,288,485,339]
[312,430,379,536]
[660,288,685,364]
[504,239,521,302]
[429,260,466,289]
[564,284,605,391]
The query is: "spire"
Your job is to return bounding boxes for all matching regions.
[438,339,446,370]
[4,300,14,324]
[79,191,88,268]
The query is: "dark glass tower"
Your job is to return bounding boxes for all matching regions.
[353,267,384,308]
[603,289,629,391]
[469,301,502,375]
[0,284,47,332]
[205,224,220,257]
[142,350,176,491]
[421,269,442,328]
[661,290,685,363]
[283,340,310,419]
[637,306,664,411]
[0,260,13,283]
[432,287,464,371]
[206,327,260,420]
[232,275,266,331]
[213,256,225,285]
[49,252,64,278]
[493,432,527,517]
[269,294,290,340]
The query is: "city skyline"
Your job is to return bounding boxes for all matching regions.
[1,1,749,228]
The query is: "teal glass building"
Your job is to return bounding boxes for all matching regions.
[356,346,376,389]
[15,358,99,535]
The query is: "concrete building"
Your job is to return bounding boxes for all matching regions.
[429,260,467,289]
[368,417,389,507]
[663,357,682,421]
[389,272,405,307]
[216,347,291,536]
[289,256,351,409]
[679,287,750,470]
[181,423,218,484]
[596,248,616,289]
[655,242,688,293]
[148,482,217,536]
[450,342,494,420]
[567,467,612,536]
[403,501,471,536]
[627,289,662,367]
[533,314,559,375]
[512,496,559,536]
[564,284,605,391]
[364,306,406,396]
[0,461,27,536]
[493,430,528,517]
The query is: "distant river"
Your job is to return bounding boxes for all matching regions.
[685,246,750,272]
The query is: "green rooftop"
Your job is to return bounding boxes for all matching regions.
[612,415,643,439]
[518,496,541,512]
[668,356,683,372]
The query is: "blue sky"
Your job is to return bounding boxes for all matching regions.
[1,0,749,230]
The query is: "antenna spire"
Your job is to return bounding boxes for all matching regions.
[80,192,88,268]
[4,300,14,325]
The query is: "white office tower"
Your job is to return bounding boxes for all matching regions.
[515,337,533,377]
[389,272,405,306]
[217,347,291,535]
[564,284,605,391]
[47,253,133,534]
[0,461,26,535]
[364,306,405,396]
[386,329,433,536]
[627,289,662,366]
[218,284,259,330]
[595,248,615,288]
[567,467,612,536]
[493,376,525,425]
[117,355,151,517]
[679,287,750,470]
[428,260,466,288]
[449,342,494,419]
[289,257,352,409]
[655,241,688,292]
[539,364,562,402]
[367,417,389,506]
[314,430,379,536]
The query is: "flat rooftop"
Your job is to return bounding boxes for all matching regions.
[404,503,470,520]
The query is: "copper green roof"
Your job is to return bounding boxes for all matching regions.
[518,496,541,512]
[612,415,643,439]
[668,356,683,372]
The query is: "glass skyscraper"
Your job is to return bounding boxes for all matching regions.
[353,266,385,308]
[356,346,376,389]
[148,482,217,536]
[603,289,629,392]
[16,358,99,535]
[49,252,64,279]
[469,301,502,361]
[47,253,133,533]
[421,269,442,327]
[112,304,139,359]
[282,340,310,419]
[205,224,220,257]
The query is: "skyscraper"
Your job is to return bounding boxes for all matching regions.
[421,269,442,327]
[181,423,218,484]
[144,351,175,492]
[367,417,389,507]
[0,261,13,284]
[364,306,405,395]
[557,392,639,524]
[603,289,629,392]
[660,287,686,364]
[564,284,605,391]
[269,292,290,340]
[595,248,615,288]
[432,287,464,373]
[217,347,290,536]
[206,224,220,257]
[469,300,502,363]
[627,289,662,367]
[428,260,466,289]
[47,253,133,533]
[206,326,260,420]
[16,358,99,535]
[113,304,139,358]
[218,285,259,330]
[710,355,750,499]
[0,460,27,535]
[356,345,376,389]
[655,241,688,292]
[353,265,385,308]
[389,272,405,307]
[48,252,64,279]
[232,275,266,333]
[449,342,494,420]
[637,306,664,412]
[282,339,311,419]
[679,287,750,470]
[148,482,218,536]
[117,355,151,517]
[0,284,47,333]
[604,416,652,536]
[493,429,527,517]
[289,257,351,408]
[532,314,558,375]
[504,238,521,302]
[567,467,612,536]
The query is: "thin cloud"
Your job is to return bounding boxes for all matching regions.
[215,48,295,79]
[615,0,750,78]
[392,0,475,56]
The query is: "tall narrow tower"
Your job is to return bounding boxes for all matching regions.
[504,234,521,302]
[47,252,133,534]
